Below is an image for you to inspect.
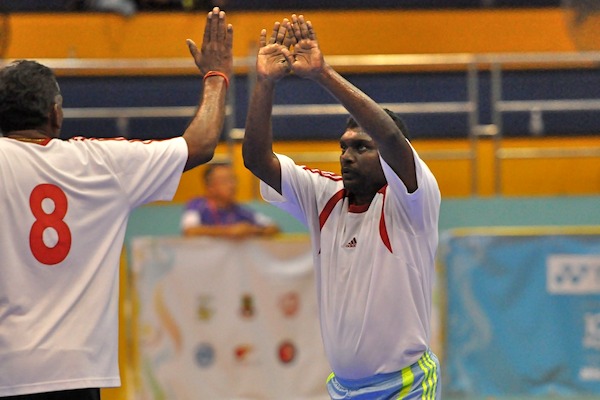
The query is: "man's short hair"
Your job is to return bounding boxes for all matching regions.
[345,108,411,141]
[0,60,61,134]
[203,162,232,184]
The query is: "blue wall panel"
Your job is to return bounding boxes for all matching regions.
[57,69,600,141]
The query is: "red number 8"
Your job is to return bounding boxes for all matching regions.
[29,184,72,265]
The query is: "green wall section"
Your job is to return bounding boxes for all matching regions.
[125,196,600,242]
[439,196,600,231]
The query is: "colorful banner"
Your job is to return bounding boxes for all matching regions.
[130,236,330,400]
[441,228,600,397]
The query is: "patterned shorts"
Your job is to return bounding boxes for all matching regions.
[326,349,441,399]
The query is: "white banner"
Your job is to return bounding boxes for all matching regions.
[131,236,330,400]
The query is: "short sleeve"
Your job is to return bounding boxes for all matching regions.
[98,137,188,209]
[380,143,440,232]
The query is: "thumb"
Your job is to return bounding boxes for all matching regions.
[281,47,294,67]
[186,39,198,57]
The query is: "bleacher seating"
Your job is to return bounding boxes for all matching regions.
[58,67,600,141]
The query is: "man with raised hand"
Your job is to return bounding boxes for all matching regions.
[243,14,441,399]
[0,7,231,399]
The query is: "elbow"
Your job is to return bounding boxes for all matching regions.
[185,148,215,171]
[242,155,256,171]
[197,148,216,165]
[242,148,259,172]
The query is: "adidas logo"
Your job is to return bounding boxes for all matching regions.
[345,237,357,248]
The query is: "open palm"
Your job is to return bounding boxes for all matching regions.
[287,15,324,79]
[291,38,323,79]
[257,21,294,82]
[257,42,290,82]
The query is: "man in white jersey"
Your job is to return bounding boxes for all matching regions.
[0,7,232,399]
[242,15,441,399]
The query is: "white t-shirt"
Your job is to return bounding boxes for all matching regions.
[0,136,187,396]
[261,145,440,379]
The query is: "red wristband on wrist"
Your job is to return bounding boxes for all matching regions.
[203,71,230,89]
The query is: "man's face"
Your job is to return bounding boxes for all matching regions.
[206,166,237,205]
[339,128,387,198]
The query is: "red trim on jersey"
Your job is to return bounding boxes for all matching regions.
[302,166,343,182]
[378,185,393,253]
[319,189,346,230]
[5,137,52,146]
[318,184,392,253]
[348,203,369,213]
[69,136,168,144]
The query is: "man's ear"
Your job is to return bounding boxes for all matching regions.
[50,102,63,132]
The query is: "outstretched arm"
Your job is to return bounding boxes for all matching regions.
[289,15,417,192]
[182,7,233,171]
[242,20,294,194]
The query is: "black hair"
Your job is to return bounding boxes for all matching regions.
[0,60,61,134]
[203,161,232,184]
[345,108,410,141]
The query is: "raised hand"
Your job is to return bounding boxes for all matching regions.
[288,14,324,80]
[256,19,294,82]
[186,7,233,79]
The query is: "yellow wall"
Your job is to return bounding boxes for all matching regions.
[175,137,600,203]
[4,8,580,63]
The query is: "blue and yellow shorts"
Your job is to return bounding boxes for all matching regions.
[326,348,441,399]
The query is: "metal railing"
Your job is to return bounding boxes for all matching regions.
[5,51,600,195]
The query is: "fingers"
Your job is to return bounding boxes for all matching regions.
[307,20,316,41]
[202,9,212,45]
[267,20,289,46]
[298,15,309,40]
[283,21,297,47]
[269,22,280,45]
[204,7,230,44]
[291,14,313,42]
[186,39,198,58]
[195,7,233,76]
[217,10,226,42]
[260,28,267,47]
[226,23,233,51]
[210,7,219,42]
[277,18,289,44]
[291,14,302,42]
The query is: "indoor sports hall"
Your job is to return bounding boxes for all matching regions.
[1,1,600,399]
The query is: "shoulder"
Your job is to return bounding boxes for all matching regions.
[185,197,208,210]
[68,136,184,147]
[276,153,342,185]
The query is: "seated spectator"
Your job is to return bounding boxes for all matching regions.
[181,162,280,238]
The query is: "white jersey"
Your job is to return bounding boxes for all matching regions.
[0,136,187,396]
[261,145,440,379]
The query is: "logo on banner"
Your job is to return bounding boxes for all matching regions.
[584,313,600,350]
[278,340,297,364]
[240,293,255,318]
[546,255,600,294]
[279,291,300,317]
[234,344,255,363]
[194,343,215,368]
[580,367,600,381]
[196,294,214,321]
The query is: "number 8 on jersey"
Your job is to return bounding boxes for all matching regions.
[29,184,72,265]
